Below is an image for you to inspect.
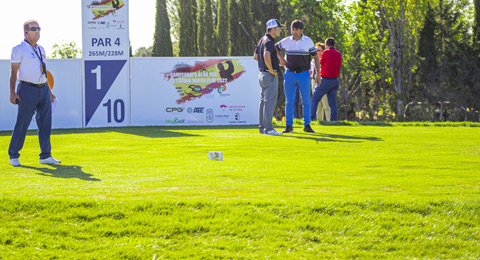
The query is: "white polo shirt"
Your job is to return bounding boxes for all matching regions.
[277,34,316,72]
[10,41,47,84]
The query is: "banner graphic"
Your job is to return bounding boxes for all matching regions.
[162,59,246,104]
[82,0,129,127]
[131,57,260,126]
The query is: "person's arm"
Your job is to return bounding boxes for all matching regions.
[9,63,20,105]
[264,50,277,77]
[275,44,287,66]
[253,52,258,61]
[47,82,56,103]
[313,54,321,85]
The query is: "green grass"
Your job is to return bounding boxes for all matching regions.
[1,123,479,259]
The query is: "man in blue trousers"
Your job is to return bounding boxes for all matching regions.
[276,19,320,133]
[8,20,60,166]
[310,37,342,122]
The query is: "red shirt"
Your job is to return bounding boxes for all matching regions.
[320,48,342,78]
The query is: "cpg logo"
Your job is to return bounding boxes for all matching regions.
[166,107,184,113]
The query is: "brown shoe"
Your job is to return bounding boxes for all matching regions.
[303,125,315,133]
[282,125,294,133]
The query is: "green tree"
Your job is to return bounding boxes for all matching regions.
[50,41,81,59]
[216,0,229,56]
[227,0,240,56]
[204,0,216,56]
[474,0,480,53]
[196,0,207,56]
[178,0,197,56]
[152,0,173,56]
[376,0,426,120]
[134,46,153,57]
[236,0,254,56]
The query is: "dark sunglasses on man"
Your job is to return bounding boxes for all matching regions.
[27,27,41,32]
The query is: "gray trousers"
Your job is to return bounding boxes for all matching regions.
[258,72,279,133]
[9,82,52,159]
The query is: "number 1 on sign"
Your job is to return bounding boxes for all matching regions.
[91,65,102,90]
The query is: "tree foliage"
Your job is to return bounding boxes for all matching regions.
[216,0,229,56]
[152,0,173,56]
[178,0,197,56]
[50,41,81,59]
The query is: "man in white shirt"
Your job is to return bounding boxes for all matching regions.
[276,19,320,133]
[8,20,60,166]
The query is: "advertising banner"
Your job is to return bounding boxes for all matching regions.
[81,0,130,127]
[0,59,83,131]
[130,57,260,126]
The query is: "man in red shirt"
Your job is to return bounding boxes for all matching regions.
[310,37,342,121]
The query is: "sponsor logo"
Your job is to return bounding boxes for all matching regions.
[166,107,184,113]
[228,105,246,112]
[88,0,125,20]
[166,117,185,124]
[206,109,214,123]
[217,85,227,93]
[187,107,205,114]
[194,107,205,113]
[187,119,204,124]
[229,112,246,124]
[88,21,97,24]
[220,104,227,112]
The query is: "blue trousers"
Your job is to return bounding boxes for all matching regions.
[293,88,301,119]
[284,70,310,126]
[9,82,52,159]
[310,77,339,121]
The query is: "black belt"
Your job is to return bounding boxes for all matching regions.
[287,69,308,73]
[20,81,46,88]
[322,77,338,80]
[259,68,277,72]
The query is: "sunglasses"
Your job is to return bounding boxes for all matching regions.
[27,27,41,31]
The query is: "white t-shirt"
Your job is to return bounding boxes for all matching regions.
[10,41,47,84]
[310,59,321,78]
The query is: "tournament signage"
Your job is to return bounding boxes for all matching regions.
[130,57,259,126]
[81,0,129,127]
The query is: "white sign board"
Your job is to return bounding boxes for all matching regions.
[82,0,130,127]
[130,57,260,126]
[0,59,83,131]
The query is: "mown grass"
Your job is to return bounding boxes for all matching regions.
[0,123,479,259]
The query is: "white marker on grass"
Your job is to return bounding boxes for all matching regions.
[208,151,223,161]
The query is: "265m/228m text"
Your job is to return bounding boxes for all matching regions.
[88,50,124,57]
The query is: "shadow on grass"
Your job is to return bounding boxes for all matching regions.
[0,125,261,138]
[279,128,383,142]
[20,164,101,182]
